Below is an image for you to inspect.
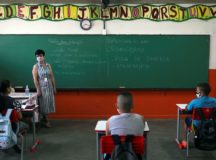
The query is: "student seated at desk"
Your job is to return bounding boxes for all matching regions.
[0,80,28,153]
[185,82,216,128]
[105,92,145,160]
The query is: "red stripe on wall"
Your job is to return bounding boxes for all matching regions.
[49,69,216,119]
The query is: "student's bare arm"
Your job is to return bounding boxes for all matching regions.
[17,110,22,119]
[106,119,111,135]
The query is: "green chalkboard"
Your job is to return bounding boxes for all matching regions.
[0,35,209,89]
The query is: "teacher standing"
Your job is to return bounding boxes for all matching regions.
[32,49,56,128]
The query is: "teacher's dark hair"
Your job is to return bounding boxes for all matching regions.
[35,49,45,56]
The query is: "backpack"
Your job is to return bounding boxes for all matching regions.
[194,108,216,150]
[0,109,17,150]
[111,135,138,160]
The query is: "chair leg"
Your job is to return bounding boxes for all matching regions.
[144,134,147,160]
[24,134,27,151]
[185,128,188,142]
[186,130,190,158]
[19,132,26,160]
[101,153,104,160]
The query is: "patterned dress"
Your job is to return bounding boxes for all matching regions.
[37,63,55,115]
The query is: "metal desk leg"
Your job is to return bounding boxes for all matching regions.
[96,132,104,160]
[176,108,180,144]
[96,132,100,160]
[32,113,36,144]
[144,134,148,160]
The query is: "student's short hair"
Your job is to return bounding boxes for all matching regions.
[197,82,211,95]
[0,80,11,94]
[117,92,133,112]
[35,49,45,56]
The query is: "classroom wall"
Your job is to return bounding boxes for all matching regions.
[1,3,216,119]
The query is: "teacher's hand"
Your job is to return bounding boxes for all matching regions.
[37,89,42,96]
[54,88,57,95]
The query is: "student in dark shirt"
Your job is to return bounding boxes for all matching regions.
[0,80,28,153]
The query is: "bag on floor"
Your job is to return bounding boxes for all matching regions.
[0,109,17,149]
[194,108,216,150]
[111,135,138,160]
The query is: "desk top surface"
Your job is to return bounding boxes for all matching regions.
[95,120,150,132]
[176,104,187,110]
[9,92,37,98]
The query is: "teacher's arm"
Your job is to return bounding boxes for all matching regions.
[32,64,42,96]
[48,64,56,94]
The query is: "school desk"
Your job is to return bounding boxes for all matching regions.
[95,120,150,160]
[176,104,192,146]
[10,92,40,151]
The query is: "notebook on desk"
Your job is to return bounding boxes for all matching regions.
[21,104,35,110]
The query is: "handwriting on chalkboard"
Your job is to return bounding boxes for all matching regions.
[116,64,151,70]
[106,46,145,53]
[147,56,170,62]
[106,38,149,44]
[48,38,83,46]
[47,35,173,80]
[55,71,85,76]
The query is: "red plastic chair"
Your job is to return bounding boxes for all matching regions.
[100,135,145,160]
[186,107,216,157]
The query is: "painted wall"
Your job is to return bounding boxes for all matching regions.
[1,3,216,118]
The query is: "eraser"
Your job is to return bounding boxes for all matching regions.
[15,86,23,88]
[119,86,125,88]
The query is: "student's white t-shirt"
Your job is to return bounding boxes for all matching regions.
[109,113,144,135]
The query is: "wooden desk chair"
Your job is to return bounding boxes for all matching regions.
[100,135,145,160]
[186,107,216,157]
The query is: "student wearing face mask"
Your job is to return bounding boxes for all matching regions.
[185,82,216,128]
[32,49,56,128]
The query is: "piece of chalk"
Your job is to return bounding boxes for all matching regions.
[102,29,107,35]
[15,86,23,88]
[119,86,125,88]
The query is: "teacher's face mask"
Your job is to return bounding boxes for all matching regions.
[36,56,44,62]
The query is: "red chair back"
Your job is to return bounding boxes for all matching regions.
[100,135,145,154]
[192,108,216,120]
